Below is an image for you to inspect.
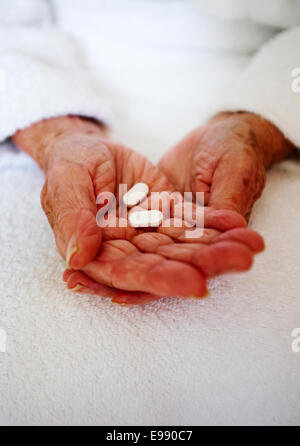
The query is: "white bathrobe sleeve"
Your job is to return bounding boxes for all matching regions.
[0,0,112,143]
[210,26,300,148]
[194,0,300,148]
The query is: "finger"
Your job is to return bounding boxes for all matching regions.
[43,166,102,270]
[66,270,113,296]
[142,224,263,256]
[111,292,160,306]
[62,268,75,282]
[157,222,220,244]
[208,151,265,217]
[101,218,139,241]
[157,128,207,193]
[204,207,247,230]
[163,205,247,232]
[82,240,207,298]
[216,228,265,253]
[157,241,254,277]
[192,241,254,277]
[158,223,264,251]
[131,232,173,253]
[191,149,216,205]
[64,270,159,305]
[66,208,102,269]
[156,208,246,242]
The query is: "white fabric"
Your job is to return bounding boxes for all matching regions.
[0,0,52,26]
[1,142,300,426]
[0,0,300,426]
[212,27,300,148]
[0,4,112,142]
[195,0,300,28]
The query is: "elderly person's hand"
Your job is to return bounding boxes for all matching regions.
[64,222,264,305]
[158,112,295,220]
[13,115,264,305]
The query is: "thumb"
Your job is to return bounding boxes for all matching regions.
[65,208,102,270]
[41,165,103,270]
[206,150,265,219]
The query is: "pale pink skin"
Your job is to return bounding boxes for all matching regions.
[13,112,293,305]
[158,112,294,218]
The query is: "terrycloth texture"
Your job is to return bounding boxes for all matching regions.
[0,0,300,425]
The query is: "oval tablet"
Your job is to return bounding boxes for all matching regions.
[123,183,149,207]
[129,210,163,228]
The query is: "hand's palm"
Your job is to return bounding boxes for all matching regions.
[158,115,267,219]
[64,141,264,305]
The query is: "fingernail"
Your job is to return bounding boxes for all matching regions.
[69,284,83,292]
[111,298,128,306]
[66,245,78,269]
[190,290,210,299]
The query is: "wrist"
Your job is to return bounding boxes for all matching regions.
[209,111,295,168]
[12,115,107,171]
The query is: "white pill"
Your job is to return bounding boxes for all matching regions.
[123,182,149,208]
[129,210,163,228]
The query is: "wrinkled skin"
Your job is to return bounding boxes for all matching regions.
[159,112,295,219]
[13,115,273,305]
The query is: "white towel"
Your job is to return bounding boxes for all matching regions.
[1,135,300,425]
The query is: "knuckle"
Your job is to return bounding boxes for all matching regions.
[40,181,56,229]
[40,181,49,211]
[192,150,216,180]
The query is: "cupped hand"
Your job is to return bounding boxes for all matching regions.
[13,115,265,306]
[158,112,295,219]
[54,123,264,305]
[14,116,115,270]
